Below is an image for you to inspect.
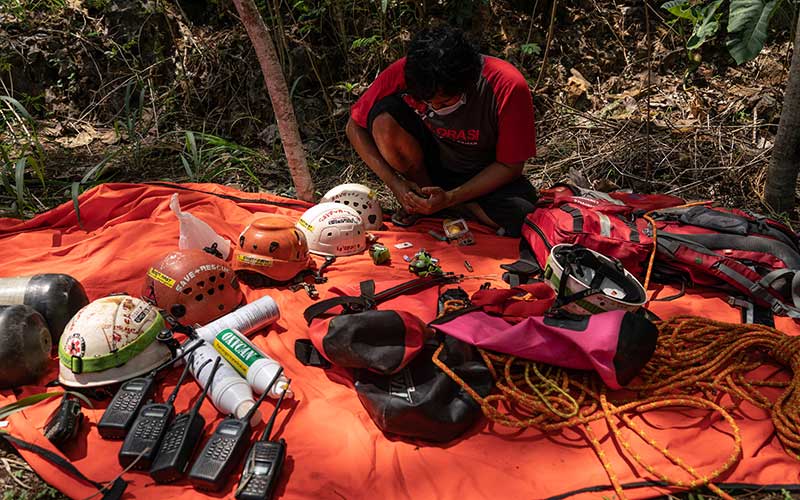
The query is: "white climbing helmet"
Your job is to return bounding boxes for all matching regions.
[320,183,383,230]
[544,244,647,315]
[296,202,367,257]
[58,295,172,388]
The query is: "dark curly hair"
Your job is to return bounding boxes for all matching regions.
[404,26,482,101]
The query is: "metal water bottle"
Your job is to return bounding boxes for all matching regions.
[0,274,89,345]
[0,305,52,389]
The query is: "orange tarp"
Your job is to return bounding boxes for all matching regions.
[0,182,798,499]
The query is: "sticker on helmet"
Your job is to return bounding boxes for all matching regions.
[328,217,357,225]
[175,264,229,292]
[237,254,274,267]
[130,301,153,324]
[147,267,176,288]
[336,243,361,253]
[298,219,314,232]
[65,333,86,357]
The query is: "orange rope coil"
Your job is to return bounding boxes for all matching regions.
[433,315,800,500]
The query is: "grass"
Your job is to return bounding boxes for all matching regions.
[0,439,66,500]
[0,91,283,219]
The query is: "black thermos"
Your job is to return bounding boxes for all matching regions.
[0,274,89,345]
[0,305,52,389]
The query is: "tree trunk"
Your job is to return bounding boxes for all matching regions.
[765,15,800,213]
[232,0,315,202]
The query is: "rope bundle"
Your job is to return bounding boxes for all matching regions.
[433,315,800,500]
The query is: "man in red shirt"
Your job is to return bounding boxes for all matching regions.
[346,26,537,237]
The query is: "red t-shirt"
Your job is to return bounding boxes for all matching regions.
[350,56,536,174]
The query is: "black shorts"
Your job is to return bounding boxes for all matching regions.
[367,93,537,237]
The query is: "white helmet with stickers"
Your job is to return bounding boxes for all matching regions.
[320,183,383,230]
[58,295,172,387]
[544,244,647,315]
[296,202,367,257]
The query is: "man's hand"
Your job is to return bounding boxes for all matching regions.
[389,176,423,213]
[406,186,454,215]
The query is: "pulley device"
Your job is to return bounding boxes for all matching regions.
[188,366,285,491]
[235,379,292,500]
[98,339,202,440]
[118,348,196,469]
[149,357,223,483]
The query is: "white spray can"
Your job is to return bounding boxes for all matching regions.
[184,342,262,423]
[212,328,290,397]
[195,295,280,342]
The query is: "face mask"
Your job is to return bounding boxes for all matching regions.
[427,94,466,116]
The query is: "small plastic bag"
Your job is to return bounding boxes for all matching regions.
[170,194,231,259]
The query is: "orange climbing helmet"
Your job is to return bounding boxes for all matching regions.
[232,215,314,284]
[141,249,244,326]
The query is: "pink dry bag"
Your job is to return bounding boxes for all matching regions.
[430,309,657,389]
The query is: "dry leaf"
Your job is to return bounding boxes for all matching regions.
[566,68,592,107]
[98,129,120,145]
[672,118,701,133]
[56,132,94,149]
[689,94,707,121]
[728,85,760,99]
[568,68,591,93]
[568,167,592,189]
[594,179,620,192]
[40,122,63,137]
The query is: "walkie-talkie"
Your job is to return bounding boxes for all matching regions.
[118,351,195,469]
[188,366,284,492]
[98,339,202,440]
[235,379,291,500]
[149,357,222,483]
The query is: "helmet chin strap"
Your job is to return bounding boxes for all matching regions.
[202,242,223,258]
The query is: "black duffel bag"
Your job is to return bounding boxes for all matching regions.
[354,334,493,443]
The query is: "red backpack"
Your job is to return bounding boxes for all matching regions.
[509,186,800,318]
[647,205,800,317]
[520,196,654,279]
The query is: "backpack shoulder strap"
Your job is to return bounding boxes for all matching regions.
[501,239,543,287]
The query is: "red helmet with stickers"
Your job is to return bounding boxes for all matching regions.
[142,249,244,326]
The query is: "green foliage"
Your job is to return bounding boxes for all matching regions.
[661,0,782,64]
[116,81,147,170]
[352,35,381,50]
[291,0,329,35]
[2,485,62,500]
[521,43,542,57]
[691,0,723,50]
[334,82,358,94]
[0,95,46,215]
[178,131,263,185]
[727,0,779,64]
[662,0,724,50]
[1,0,66,19]
[85,0,111,10]
[71,182,83,229]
